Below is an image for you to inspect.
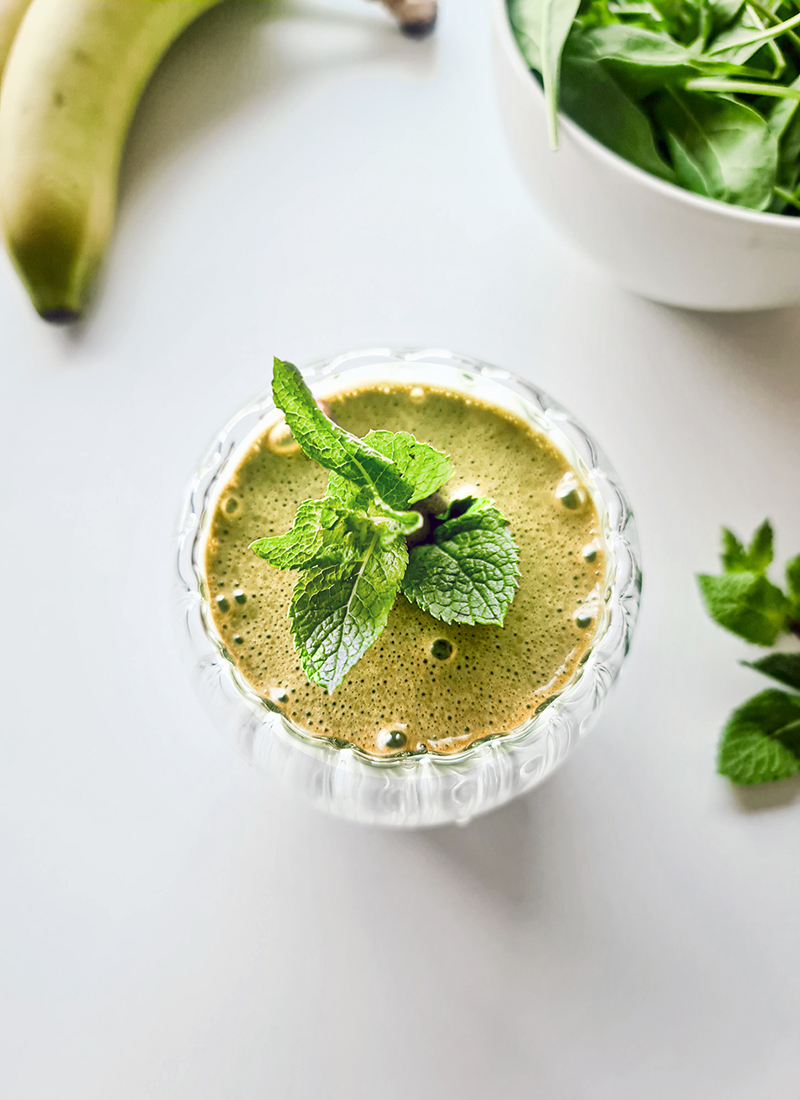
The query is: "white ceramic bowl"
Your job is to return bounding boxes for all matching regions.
[492,0,800,311]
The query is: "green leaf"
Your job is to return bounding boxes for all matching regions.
[250,499,354,569]
[705,4,786,74]
[743,652,800,692]
[706,7,800,59]
[289,535,408,692]
[744,518,774,573]
[720,527,747,571]
[719,521,773,572]
[717,689,800,784]
[510,0,583,146]
[325,472,372,511]
[786,553,800,600]
[510,0,545,69]
[697,570,789,645]
[559,50,676,180]
[271,358,414,510]
[653,89,777,209]
[771,86,800,207]
[364,430,452,504]
[568,24,704,97]
[649,0,705,44]
[402,498,520,625]
[434,495,514,536]
[707,0,745,35]
[768,74,800,140]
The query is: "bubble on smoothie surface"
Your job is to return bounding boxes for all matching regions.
[203,383,606,757]
[431,638,454,661]
[222,493,242,518]
[378,726,408,750]
[574,607,595,629]
[267,418,301,455]
[555,472,586,510]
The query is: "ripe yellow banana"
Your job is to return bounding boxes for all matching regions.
[0,0,225,321]
[0,0,32,74]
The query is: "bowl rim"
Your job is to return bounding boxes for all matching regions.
[494,0,800,233]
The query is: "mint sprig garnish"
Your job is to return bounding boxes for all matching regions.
[698,520,796,647]
[698,522,800,785]
[250,358,521,692]
[401,497,520,624]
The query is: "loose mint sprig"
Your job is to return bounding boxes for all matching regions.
[250,358,521,693]
[698,521,800,785]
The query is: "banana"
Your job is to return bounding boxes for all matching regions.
[0,0,225,321]
[0,0,33,75]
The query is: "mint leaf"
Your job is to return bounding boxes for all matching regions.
[720,527,747,571]
[364,430,452,504]
[250,498,390,571]
[697,571,789,646]
[744,520,774,573]
[272,358,414,510]
[434,496,512,536]
[326,472,372,511]
[325,431,450,510]
[786,555,800,623]
[250,500,353,569]
[717,689,800,784]
[289,536,408,692]
[720,521,773,573]
[402,497,520,625]
[787,554,800,600]
[743,653,800,692]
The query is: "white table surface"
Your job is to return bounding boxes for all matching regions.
[2,1,800,1097]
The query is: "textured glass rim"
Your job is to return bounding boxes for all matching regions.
[176,348,641,786]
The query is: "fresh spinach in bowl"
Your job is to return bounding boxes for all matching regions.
[509,0,800,212]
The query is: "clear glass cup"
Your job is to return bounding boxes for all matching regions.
[176,348,641,827]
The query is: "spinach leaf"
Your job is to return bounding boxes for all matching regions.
[567,23,705,96]
[560,48,676,178]
[706,6,800,59]
[510,0,583,146]
[654,87,778,208]
[706,0,745,35]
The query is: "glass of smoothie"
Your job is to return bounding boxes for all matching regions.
[177,348,640,827]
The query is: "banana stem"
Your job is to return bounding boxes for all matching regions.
[375,0,438,37]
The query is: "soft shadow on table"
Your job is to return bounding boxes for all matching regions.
[121,0,436,202]
[65,0,437,332]
[417,772,579,917]
[730,774,800,813]
[419,796,533,914]
[665,303,800,410]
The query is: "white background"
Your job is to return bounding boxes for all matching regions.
[2,1,800,1097]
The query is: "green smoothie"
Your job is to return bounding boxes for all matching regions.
[202,382,606,756]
